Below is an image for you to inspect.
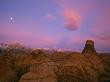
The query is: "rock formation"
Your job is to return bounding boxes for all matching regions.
[82,40,97,54]
[1,41,110,82]
[19,49,57,82]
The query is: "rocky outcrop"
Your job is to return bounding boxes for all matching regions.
[0,41,109,82]
[13,41,110,82]
[19,49,57,82]
[19,63,57,82]
[56,53,107,82]
[19,41,110,82]
[82,40,97,54]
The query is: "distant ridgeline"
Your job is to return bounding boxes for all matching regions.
[0,43,31,55]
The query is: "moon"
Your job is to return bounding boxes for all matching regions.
[10,17,14,24]
[10,17,14,20]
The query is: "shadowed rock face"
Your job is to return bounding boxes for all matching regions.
[82,40,97,54]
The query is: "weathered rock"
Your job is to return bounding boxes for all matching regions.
[19,49,57,82]
[0,42,110,82]
[82,40,97,54]
[55,52,107,82]
[19,62,57,82]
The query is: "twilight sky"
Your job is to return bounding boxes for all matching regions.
[0,0,110,52]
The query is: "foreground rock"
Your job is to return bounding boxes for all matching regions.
[19,40,109,82]
[19,50,57,82]
[55,53,107,82]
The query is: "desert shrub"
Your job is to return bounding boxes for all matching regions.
[15,66,28,82]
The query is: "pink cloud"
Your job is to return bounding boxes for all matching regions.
[44,13,56,21]
[57,0,100,31]
[93,37,110,51]
[58,0,81,30]
[91,9,110,44]
[35,36,60,47]
[62,9,80,30]
[0,22,61,48]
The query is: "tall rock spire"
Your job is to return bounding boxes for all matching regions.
[82,40,97,54]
